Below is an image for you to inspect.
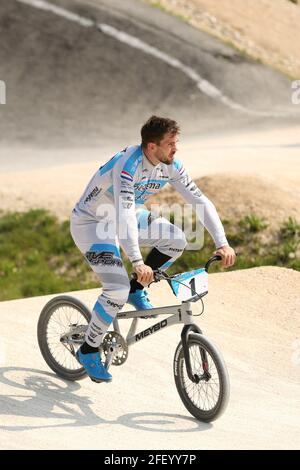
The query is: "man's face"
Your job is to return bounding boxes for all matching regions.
[152,132,179,165]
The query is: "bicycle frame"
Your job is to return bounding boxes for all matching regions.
[65,256,223,381]
[110,300,203,383]
[108,254,222,352]
[113,301,200,342]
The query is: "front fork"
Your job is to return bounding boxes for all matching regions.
[181,324,210,384]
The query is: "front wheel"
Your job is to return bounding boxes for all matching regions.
[174,333,230,422]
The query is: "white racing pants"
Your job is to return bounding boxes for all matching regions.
[70,204,187,347]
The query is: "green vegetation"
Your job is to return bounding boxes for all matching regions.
[0,209,299,301]
[280,217,300,239]
[165,215,300,275]
[0,210,99,301]
[147,1,191,22]
[239,214,268,233]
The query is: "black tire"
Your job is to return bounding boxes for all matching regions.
[37,295,91,381]
[174,333,230,422]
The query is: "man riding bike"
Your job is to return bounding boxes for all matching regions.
[70,116,236,383]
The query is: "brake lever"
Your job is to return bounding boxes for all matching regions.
[130,270,169,286]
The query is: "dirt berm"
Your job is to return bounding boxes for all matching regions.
[0,0,298,152]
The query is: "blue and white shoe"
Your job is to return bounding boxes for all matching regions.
[127,289,158,318]
[76,348,112,383]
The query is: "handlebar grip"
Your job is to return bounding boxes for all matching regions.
[204,255,222,272]
[130,271,162,283]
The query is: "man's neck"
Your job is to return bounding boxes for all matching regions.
[143,147,160,166]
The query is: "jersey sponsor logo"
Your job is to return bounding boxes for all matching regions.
[120,189,134,195]
[134,182,161,191]
[121,170,133,182]
[121,195,134,209]
[185,178,193,188]
[90,322,103,335]
[192,187,202,197]
[84,186,102,203]
[187,181,201,197]
[106,299,124,309]
[87,336,96,344]
[85,251,123,268]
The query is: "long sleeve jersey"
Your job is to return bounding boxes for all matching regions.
[72,144,228,265]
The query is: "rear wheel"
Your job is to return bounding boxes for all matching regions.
[37,295,91,381]
[174,333,230,422]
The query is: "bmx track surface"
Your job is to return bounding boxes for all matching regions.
[0,267,299,449]
[0,0,300,449]
[0,0,299,155]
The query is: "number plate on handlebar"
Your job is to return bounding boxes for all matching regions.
[169,268,208,301]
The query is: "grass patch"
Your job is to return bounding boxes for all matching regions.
[0,209,99,301]
[239,214,268,233]
[0,209,299,302]
[146,0,191,22]
[279,217,300,239]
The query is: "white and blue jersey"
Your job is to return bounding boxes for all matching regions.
[72,144,228,265]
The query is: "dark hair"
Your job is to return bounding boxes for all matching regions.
[141,116,180,148]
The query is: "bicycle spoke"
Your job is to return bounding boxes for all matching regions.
[180,340,221,412]
[45,304,88,371]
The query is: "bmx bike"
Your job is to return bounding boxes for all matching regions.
[37,255,230,422]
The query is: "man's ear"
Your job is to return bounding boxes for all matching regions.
[148,142,156,152]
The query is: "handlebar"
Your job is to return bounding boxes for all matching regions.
[131,270,168,282]
[204,255,222,272]
[131,255,223,283]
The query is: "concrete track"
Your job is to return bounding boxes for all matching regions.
[0,0,298,154]
[0,267,299,450]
